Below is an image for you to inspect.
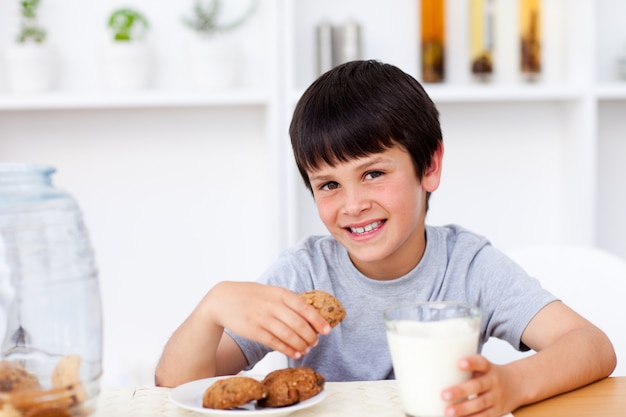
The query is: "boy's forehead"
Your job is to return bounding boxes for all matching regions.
[306,147,405,177]
[307,151,377,172]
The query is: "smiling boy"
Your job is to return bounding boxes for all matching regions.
[156,60,615,417]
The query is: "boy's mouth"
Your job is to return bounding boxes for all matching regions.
[347,220,385,235]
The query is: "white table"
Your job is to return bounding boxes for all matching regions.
[94,380,404,417]
[93,377,626,416]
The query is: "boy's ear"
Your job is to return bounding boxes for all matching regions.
[421,142,444,193]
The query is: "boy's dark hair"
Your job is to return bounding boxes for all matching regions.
[290,60,442,207]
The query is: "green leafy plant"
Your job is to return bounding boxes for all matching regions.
[182,0,257,39]
[17,0,46,43]
[108,8,149,42]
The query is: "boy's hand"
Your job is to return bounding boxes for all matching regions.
[206,281,332,359]
[440,355,520,417]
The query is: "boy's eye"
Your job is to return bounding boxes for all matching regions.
[365,170,384,180]
[320,181,339,191]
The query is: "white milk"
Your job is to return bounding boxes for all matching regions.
[386,318,479,417]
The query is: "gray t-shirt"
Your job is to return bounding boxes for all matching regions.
[230,224,557,381]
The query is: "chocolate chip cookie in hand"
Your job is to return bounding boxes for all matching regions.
[299,290,346,328]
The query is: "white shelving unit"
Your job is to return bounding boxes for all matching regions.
[1,0,625,385]
[280,0,626,263]
[0,89,270,110]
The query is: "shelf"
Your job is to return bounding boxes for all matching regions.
[595,83,626,101]
[0,89,270,111]
[4,82,593,112]
[423,84,583,103]
[289,84,582,107]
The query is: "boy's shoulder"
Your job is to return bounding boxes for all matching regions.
[266,235,348,290]
[427,224,490,249]
[425,224,501,270]
[291,234,340,256]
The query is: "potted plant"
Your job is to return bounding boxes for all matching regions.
[4,0,55,93]
[182,0,257,90]
[101,8,152,91]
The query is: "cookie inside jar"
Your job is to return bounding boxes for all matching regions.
[0,355,94,417]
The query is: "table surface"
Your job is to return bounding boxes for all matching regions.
[92,377,625,417]
[513,376,626,417]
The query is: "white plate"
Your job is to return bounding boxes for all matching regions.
[169,375,327,416]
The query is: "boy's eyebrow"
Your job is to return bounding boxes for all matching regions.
[308,155,391,183]
[308,173,331,183]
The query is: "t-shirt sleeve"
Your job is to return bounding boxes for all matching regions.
[469,245,559,352]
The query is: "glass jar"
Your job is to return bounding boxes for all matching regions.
[0,163,102,416]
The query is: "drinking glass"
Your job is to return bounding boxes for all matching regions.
[384,302,481,417]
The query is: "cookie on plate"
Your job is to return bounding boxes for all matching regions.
[259,367,325,408]
[299,290,346,328]
[202,376,267,410]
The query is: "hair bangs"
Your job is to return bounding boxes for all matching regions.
[296,112,397,175]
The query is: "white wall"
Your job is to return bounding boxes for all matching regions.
[429,101,567,251]
[0,106,273,386]
[598,101,626,254]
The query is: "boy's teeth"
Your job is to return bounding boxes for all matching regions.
[350,221,381,234]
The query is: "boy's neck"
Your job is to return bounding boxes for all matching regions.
[349,228,427,281]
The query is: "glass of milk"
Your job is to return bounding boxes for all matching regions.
[384,302,481,417]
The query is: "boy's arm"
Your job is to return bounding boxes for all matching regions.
[443,300,616,417]
[154,281,329,388]
[511,300,616,402]
[154,300,246,387]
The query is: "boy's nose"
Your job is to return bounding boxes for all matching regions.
[342,188,371,215]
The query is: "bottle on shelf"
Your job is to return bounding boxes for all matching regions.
[332,20,362,67]
[316,20,334,76]
[315,19,362,77]
[470,0,495,82]
[420,0,445,83]
[519,0,541,82]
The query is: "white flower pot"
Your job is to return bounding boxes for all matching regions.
[4,43,55,93]
[101,42,152,91]
[187,35,243,91]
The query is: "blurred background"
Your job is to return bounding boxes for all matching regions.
[1,0,626,386]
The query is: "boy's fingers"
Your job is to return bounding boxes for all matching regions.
[266,316,317,354]
[459,354,490,372]
[284,292,333,335]
[288,290,345,335]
